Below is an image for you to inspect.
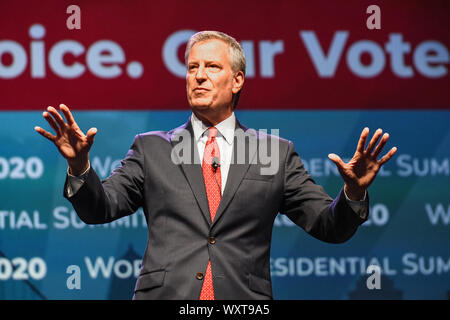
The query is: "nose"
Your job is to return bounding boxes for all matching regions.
[195,64,207,82]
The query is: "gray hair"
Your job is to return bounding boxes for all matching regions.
[185,31,246,75]
[185,31,246,107]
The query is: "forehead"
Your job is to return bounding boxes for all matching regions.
[188,39,231,63]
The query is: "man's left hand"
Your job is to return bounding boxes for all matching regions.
[328,127,397,201]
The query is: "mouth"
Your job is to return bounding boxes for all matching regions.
[193,88,210,93]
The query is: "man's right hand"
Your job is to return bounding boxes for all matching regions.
[35,104,97,176]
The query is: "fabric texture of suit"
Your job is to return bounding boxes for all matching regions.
[64,118,369,300]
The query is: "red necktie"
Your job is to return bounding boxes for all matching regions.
[199,127,221,300]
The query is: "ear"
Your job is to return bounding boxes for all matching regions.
[232,71,245,94]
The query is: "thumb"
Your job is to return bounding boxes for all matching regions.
[328,153,345,169]
[86,127,97,145]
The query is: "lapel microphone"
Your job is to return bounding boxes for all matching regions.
[211,156,221,194]
[212,156,221,171]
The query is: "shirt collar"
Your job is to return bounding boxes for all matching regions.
[191,111,235,145]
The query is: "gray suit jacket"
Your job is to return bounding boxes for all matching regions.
[64,118,368,300]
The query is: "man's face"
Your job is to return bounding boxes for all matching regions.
[186,39,238,115]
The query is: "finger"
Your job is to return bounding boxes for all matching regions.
[46,106,67,129]
[86,127,97,145]
[59,104,86,138]
[34,126,56,141]
[328,153,346,171]
[366,128,383,154]
[43,111,61,136]
[372,133,389,158]
[356,127,369,153]
[379,147,397,165]
[59,104,76,126]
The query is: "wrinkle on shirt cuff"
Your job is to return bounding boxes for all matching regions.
[343,188,368,220]
[66,164,91,197]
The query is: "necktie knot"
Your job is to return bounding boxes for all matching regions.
[208,127,218,140]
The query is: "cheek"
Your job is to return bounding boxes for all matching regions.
[186,75,194,87]
[212,74,232,92]
[186,77,197,97]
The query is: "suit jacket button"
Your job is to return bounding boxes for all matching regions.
[209,237,216,245]
[196,272,204,280]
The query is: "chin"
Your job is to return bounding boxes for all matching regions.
[190,99,212,110]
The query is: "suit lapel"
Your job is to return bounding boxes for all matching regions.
[211,120,257,229]
[170,120,212,225]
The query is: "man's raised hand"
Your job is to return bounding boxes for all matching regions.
[35,104,97,176]
[328,127,397,201]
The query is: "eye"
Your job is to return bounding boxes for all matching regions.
[208,64,221,71]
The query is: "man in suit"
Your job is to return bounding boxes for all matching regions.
[35,31,397,299]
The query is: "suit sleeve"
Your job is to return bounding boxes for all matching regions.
[63,134,145,224]
[279,141,369,243]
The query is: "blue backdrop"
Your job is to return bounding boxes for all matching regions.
[0,110,449,299]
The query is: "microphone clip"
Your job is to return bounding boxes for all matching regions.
[212,156,220,171]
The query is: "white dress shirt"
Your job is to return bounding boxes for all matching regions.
[191,111,236,195]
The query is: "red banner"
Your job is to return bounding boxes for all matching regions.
[0,0,449,110]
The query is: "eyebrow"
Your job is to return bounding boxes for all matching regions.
[188,60,222,65]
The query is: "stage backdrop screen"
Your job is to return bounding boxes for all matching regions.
[0,0,449,300]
